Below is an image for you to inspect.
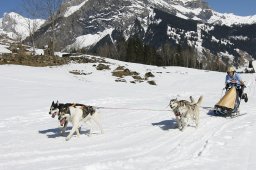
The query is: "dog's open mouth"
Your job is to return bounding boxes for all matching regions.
[52,112,57,118]
[60,118,66,126]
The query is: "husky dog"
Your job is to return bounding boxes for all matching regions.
[58,104,104,141]
[49,101,85,134]
[49,101,73,118]
[169,96,203,131]
[49,101,86,119]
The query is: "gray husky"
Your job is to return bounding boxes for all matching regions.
[169,96,203,131]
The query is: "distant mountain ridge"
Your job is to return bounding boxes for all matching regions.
[1,0,256,68]
[0,12,45,40]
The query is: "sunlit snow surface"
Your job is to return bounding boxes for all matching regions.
[0,56,256,170]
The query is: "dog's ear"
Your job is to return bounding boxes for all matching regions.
[56,100,59,106]
[52,101,54,105]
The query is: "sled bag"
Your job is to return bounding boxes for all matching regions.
[215,87,237,109]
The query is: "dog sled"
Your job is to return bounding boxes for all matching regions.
[214,83,241,117]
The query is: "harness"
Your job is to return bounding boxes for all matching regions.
[82,106,95,118]
[55,103,96,121]
[62,104,95,118]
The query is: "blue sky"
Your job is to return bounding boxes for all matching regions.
[206,0,256,16]
[0,0,255,18]
[0,0,24,17]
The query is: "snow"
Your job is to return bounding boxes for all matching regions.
[176,12,189,20]
[219,51,234,61]
[195,24,203,54]
[208,11,256,26]
[65,28,114,50]
[54,52,70,57]
[28,48,44,55]
[0,44,11,54]
[211,36,219,43]
[0,56,256,170]
[167,26,181,44]
[172,4,202,16]
[64,1,88,17]
[252,61,256,72]
[229,36,249,41]
[148,0,171,9]
[156,0,256,26]
[1,12,45,40]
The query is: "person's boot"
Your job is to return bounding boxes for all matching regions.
[242,93,248,103]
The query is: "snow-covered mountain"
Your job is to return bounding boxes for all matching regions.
[59,0,256,26]
[29,0,256,67]
[154,0,256,26]
[0,12,45,40]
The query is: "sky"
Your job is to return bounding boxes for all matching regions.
[206,0,256,16]
[0,0,24,17]
[0,0,256,18]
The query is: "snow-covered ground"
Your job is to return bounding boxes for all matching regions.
[0,56,256,170]
[0,44,11,54]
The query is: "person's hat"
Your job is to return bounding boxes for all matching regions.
[227,66,236,72]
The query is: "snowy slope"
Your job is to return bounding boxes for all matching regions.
[64,0,88,17]
[0,44,12,54]
[0,56,256,170]
[65,28,114,50]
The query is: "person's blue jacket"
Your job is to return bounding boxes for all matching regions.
[225,73,242,85]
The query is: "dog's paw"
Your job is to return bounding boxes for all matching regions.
[179,126,185,131]
[87,133,92,137]
[65,137,71,141]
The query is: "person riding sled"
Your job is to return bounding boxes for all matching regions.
[225,66,248,103]
[214,66,248,117]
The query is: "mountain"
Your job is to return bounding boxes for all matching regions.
[0,12,45,41]
[30,0,256,68]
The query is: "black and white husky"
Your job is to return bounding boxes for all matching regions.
[49,101,103,140]
[169,96,203,131]
[49,101,77,134]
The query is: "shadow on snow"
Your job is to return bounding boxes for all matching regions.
[38,127,90,138]
[152,118,177,130]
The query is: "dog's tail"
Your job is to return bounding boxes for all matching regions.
[196,96,203,106]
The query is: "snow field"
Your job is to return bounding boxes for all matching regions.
[0,57,256,170]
